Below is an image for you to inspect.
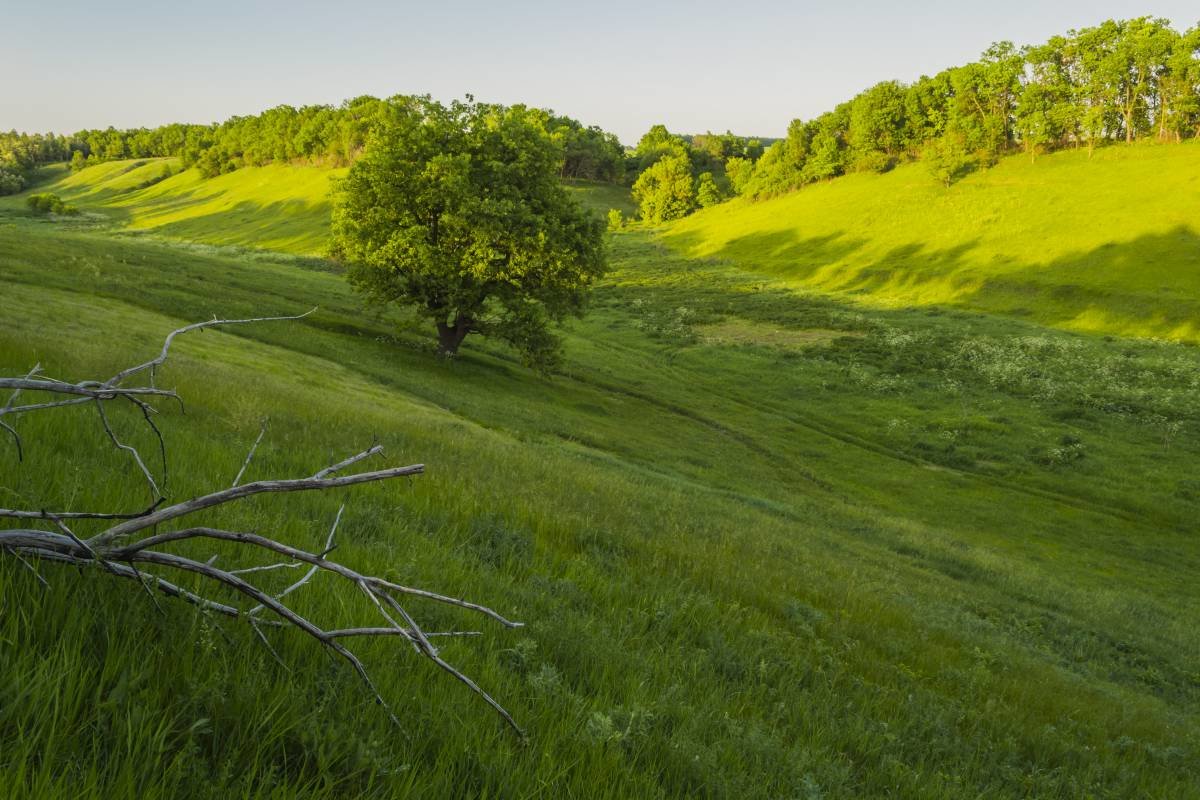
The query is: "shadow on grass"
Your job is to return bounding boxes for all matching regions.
[662,223,1200,341]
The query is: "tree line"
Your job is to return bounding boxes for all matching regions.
[742,17,1200,199]
[0,96,626,195]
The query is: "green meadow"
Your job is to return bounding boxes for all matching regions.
[2,151,1199,798]
[20,159,341,254]
[667,141,1200,341]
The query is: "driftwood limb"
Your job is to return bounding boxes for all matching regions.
[0,314,525,735]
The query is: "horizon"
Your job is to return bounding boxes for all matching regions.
[4,1,1198,145]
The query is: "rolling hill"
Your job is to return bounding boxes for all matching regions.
[2,146,1199,798]
[15,159,341,254]
[665,141,1200,341]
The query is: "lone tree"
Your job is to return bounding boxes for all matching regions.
[331,96,607,368]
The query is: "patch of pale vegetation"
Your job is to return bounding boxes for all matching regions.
[697,317,861,349]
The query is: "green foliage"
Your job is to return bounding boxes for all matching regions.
[0,167,23,196]
[25,193,78,215]
[923,132,977,186]
[331,97,607,367]
[724,156,755,195]
[2,96,627,190]
[695,172,723,207]
[606,208,624,231]
[631,154,697,223]
[626,126,768,217]
[848,81,907,169]
[632,124,689,173]
[550,117,625,182]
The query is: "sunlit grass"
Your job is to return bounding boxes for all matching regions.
[4,160,342,255]
[664,140,1200,341]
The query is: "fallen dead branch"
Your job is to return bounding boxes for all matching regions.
[0,312,524,735]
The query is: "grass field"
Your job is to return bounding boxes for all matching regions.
[665,141,1200,342]
[11,160,341,255]
[1,152,1199,798]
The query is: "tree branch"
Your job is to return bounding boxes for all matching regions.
[1,314,524,736]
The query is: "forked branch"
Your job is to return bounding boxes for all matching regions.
[0,314,525,735]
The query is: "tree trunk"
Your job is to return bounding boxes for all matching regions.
[436,317,472,356]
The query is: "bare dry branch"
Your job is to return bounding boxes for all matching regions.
[1,314,524,736]
[313,444,384,479]
[103,309,316,388]
[0,499,165,522]
[90,464,425,547]
[232,420,268,488]
[94,398,161,498]
[248,504,343,616]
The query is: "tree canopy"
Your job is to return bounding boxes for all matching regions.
[330,97,607,369]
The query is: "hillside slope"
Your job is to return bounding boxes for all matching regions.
[12,159,341,254]
[2,209,1199,797]
[9,162,637,258]
[664,142,1200,341]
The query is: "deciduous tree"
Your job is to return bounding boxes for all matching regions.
[331,97,606,368]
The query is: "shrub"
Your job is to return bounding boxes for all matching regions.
[632,154,696,223]
[607,208,624,231]
[923,133,976,187]
[25,193,78,215]
[0,167,24,196]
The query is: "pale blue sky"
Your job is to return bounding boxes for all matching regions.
[3,1,1196,144]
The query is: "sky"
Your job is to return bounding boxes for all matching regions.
[2,1,1197,144]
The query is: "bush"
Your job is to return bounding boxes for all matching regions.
[0,167,24,196]
[632,154,696,223]
[923,133,976,187]
[854,151,896,174]
[607,208,624,231]
[25,193,78,215]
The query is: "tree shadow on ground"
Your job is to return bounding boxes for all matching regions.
[661,223,1200,341]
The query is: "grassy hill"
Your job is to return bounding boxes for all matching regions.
[10,159,341,254]
[665,141,1200,341]
[1,153,1199,798]
[6,163,640,258]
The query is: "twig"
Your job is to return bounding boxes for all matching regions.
[0,498,165,521]
[312,444,384,479]
[248,504,344,616]
[104,309,316,388]
[4,546,49,589]
[232,420,268,488]
[94,398,161,499]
